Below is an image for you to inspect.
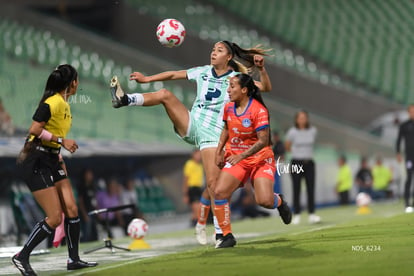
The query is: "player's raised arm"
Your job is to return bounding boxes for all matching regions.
[253,55,272,92]
[130,70,187,83]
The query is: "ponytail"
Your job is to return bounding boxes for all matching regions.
[228,59,248,74]
[38,64,78,106]
[221,41,271,72]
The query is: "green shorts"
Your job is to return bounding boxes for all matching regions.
[176,111,222,150]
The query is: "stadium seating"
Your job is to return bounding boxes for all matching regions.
[125,0,355,96]
[208,0,414,104]
[135,176,175,217]
[0,18,191,145]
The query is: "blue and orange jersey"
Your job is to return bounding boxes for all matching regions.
[223,97,274,165]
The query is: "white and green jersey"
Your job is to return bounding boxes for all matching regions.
[187,65,237,135]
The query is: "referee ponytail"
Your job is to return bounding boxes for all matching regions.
[38,64,78,106]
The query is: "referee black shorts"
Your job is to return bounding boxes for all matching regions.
[17,149,67,192]
[188,186,202,204]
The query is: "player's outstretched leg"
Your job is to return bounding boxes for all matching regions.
[277,194,292,225]
[110,76,128,108]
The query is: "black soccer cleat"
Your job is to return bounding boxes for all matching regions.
[215,233,223,242]
[12,254,37,276]
[215,233,237,249]
[110,76,128,108]
[67,260,98,270]
[277,194,292,225]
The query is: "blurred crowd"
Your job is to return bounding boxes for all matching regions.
[76,169,144,242]
[335,155,397,206]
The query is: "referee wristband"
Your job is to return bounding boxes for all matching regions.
[38,129,53,141]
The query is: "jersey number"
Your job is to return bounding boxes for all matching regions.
[205,88,221,101]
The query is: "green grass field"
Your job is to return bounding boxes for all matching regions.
[2,201,412,276]
[77,201,412,276]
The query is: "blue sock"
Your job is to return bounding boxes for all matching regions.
[200,197,211,206]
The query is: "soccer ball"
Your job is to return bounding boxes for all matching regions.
[127,218,149,239]
[156,18,186,48]
[356,192,371,207]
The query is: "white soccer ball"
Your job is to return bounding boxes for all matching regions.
[356,192,371,207]
[156,18,186,48]
[127,218,149,239]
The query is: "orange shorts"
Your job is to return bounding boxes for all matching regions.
[222,158,276,185]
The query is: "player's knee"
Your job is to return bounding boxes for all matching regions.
[205,177,217,190]
[47,211,63,228]
[214,186,229,200]
[159,88,174,102]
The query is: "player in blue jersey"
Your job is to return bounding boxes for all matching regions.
[110,40,272,245]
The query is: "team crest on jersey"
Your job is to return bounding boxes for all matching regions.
[242,118,251,127]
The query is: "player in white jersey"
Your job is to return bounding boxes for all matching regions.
[110,40,272,245]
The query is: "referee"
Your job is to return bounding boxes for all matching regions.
[183,149,204,227]
[396,104,414,213]
[12,64,97,275]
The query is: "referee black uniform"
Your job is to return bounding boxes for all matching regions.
[396,108,414,208]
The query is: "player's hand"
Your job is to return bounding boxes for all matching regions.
[215,151,225,169]
[396,153,403,163]
[62,139,78,153]
[130,72,148,83]
[226,154,244,165]
[254,55,265,71]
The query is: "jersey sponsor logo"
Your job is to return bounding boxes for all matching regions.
[197,104,221,113]
[205,87,221,101]
[231,137,242,145]
[201,74,228,85]
[242,118,251,127]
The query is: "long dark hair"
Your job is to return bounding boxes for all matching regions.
[228,59,248,74]
[221,40,270,71]
[235,73,267,109]
[235,73,272,145]
[38,64,78,106]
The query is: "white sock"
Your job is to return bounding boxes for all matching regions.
[213,216,223,234]
[127,93,144,106]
